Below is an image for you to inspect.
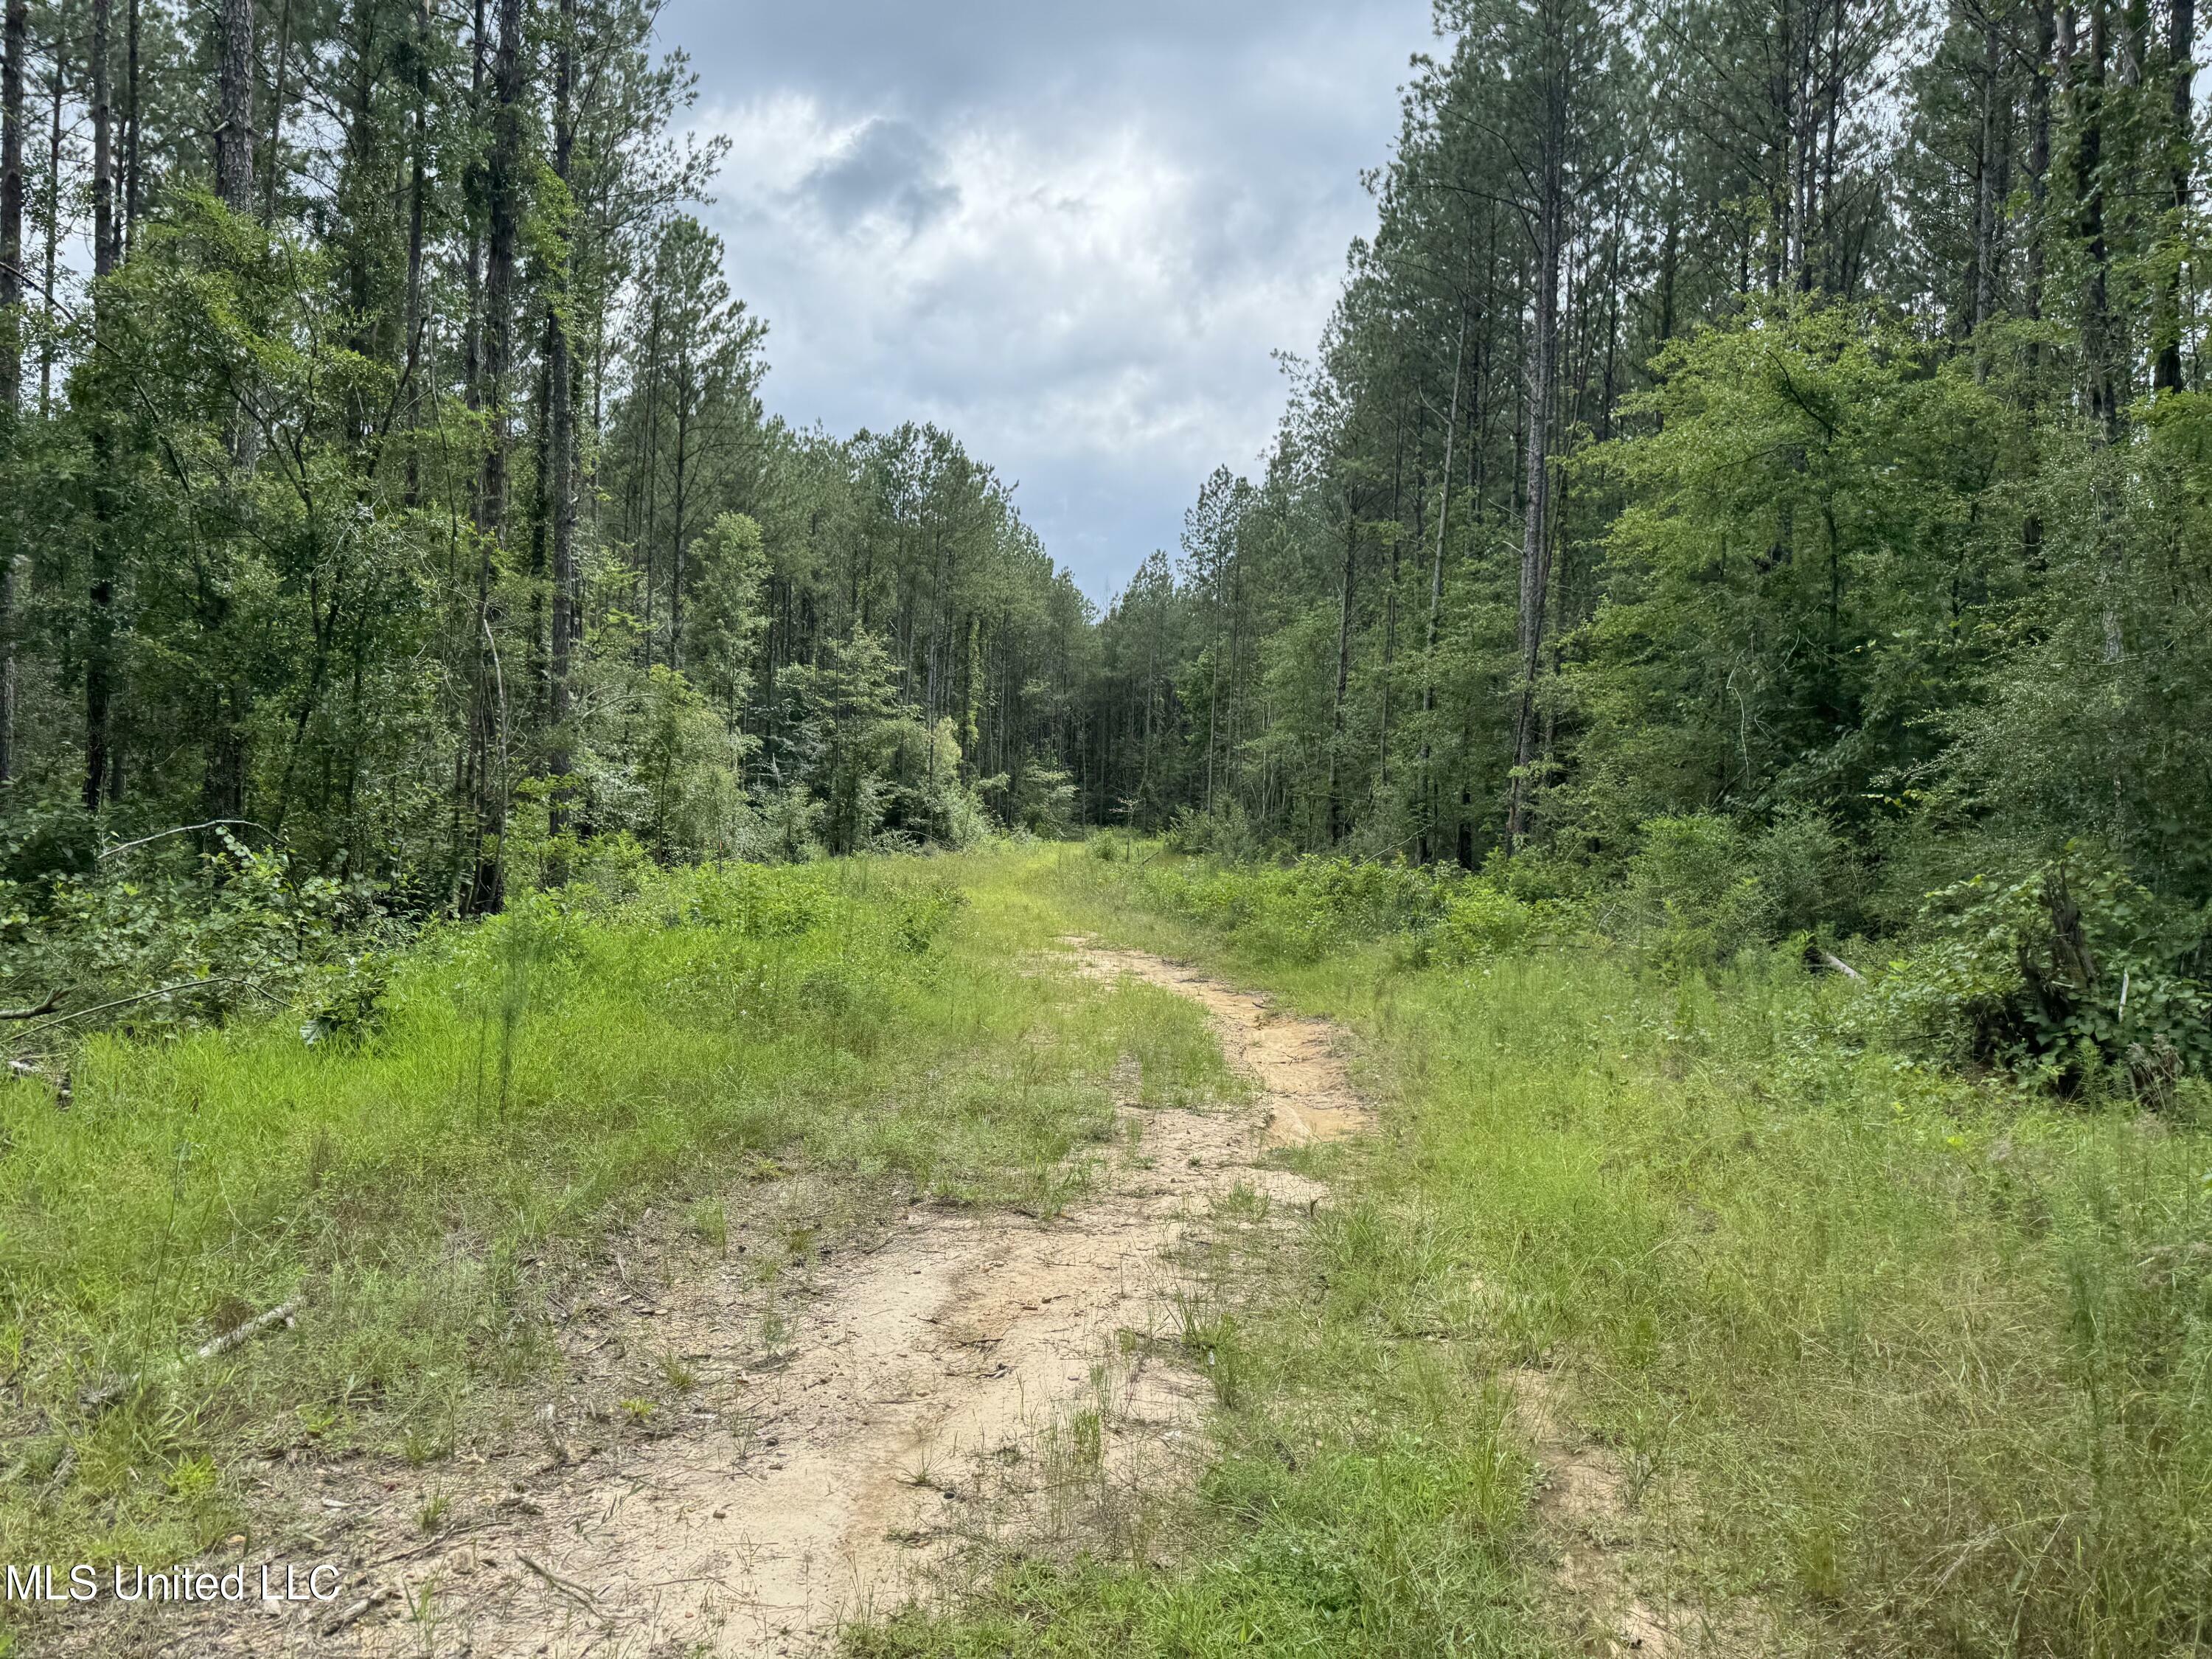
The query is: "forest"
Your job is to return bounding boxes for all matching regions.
[0,0,1093,917]
[2,0,2207,1045]
[1,0,2208,1654]
[1089,0,2211,984]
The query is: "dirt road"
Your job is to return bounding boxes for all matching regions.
[109,939,1366,1658]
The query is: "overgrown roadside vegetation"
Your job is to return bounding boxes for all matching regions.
[7,839,2208,1658]
[0,848,1237,1637]
[863,844,2211,1659]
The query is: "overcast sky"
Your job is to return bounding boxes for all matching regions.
[659,1,1436,603]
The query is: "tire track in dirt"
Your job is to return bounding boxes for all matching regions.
[121,939,1368,1658]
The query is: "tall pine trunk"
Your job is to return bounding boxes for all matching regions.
[546,0,577,807]
[83,0,119,810]
[479,0,521,542]
[400,0,428,504]
[467,0,524,911]
[1,0,25,785]
[262,0,293,224]
[120,0,136,252]
[1419,307,1466,863]
[1507,80,1565,853]
[2154,0,2195,391]
[35,32,56,413]
[1972,10,2002,347]
[200,0,257,819]
[1325,491,1357,844]
[1,0,21,407]
[215,0,254,212]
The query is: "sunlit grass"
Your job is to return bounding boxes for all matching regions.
[937,844,2212,1659]
[14,844,2203,1659]
[0,852,1235,1584]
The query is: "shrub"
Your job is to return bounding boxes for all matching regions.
[1875,856,2212,1096]
[1137,856,1454,964]
[1431,885,1540,965]
[1748,810,1861,936]
[1164,801,1266,865]
[3,832,383,1040]
[1620,815,1774,970]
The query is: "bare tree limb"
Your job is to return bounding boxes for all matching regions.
[99,818,272,859]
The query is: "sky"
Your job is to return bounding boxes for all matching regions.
[659,0,1437,604]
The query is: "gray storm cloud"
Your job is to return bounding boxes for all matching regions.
[664,1,1433,599]
[799,119,963,236]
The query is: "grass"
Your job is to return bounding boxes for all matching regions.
[865,845,2208,1659]
[10,842,2208,1659]
[0,852,1237,1618]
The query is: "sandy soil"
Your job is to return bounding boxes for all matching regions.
[76,938,1366,1659]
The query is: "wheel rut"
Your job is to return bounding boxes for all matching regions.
[127,939,1368,1658]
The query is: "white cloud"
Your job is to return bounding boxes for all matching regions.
[667,2,1431,597]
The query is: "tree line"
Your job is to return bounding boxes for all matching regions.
[2,0,2207,944]
[1090,0,2211,938]
[0,0,1090,912]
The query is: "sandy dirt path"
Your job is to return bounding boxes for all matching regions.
[112,939,1368,1659]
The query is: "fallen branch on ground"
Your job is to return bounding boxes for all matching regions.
[195,1301,298,1360]
[21,975,282,1038]
[80,1301,300,1412]
[322,1587,394,1635]
[520,1555,602,1613]
[98,819,274,860]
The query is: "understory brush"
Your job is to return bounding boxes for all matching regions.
[1126,853,1457,962]
[0,852,1233,1592]
[1,815,392,1040]
[1009,845,2212,1659]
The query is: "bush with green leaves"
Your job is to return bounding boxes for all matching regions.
[1136,856,1453,963]
[1164,801,1267,865]
[2,831,388,1042]
[1617,814,1776,970]
[1875,858,2212,1097]
[1430,884,1543,965]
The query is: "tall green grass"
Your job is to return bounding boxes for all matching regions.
[999,847,2212,1659]
[0,854,1234,1590]
[13,844,2205,1659]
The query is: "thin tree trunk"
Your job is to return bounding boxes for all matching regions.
[1325,491,1357,844]
[120,0,136,251]
[83,0,118,810]
[2154,0,2194,391]
[0,0,24,784]
[2077,0,2116,436]
[2,0,26,406]
[1972,9,2002,349]
[670,388,689,670]
[36,18,60,412]
[1508,91,1565,853]
[0,547,13,785]
[262,0,293,224]
[467,0,523,911]
[2029,1,2056,326]
[90,0,111,276]
[455,0,488,897]
[400,0,428,504]
[524,345,552,725]
[479,0,521,540]
[1419,307,1467,862]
